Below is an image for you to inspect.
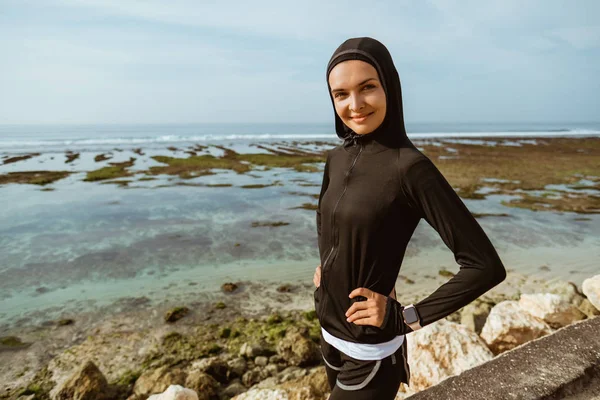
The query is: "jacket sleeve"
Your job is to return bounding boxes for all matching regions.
[384,157,506,335]
[316,152,331,252]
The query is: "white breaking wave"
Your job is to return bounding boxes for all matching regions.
[0,134,335,148]
[408,129,600,139]
[0,130,598,150]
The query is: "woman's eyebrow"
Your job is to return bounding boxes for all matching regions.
[331,78,377,93]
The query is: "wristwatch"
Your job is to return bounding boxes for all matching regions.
[402,304,423,331]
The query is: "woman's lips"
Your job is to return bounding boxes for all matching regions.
[351,112,374,123]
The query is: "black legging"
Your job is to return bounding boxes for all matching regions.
[321,332,411,399]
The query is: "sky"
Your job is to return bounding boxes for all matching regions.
[0,0,598,124]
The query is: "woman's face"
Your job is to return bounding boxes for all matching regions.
[328,60,387,135]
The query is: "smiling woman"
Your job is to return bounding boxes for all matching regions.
[313,37,506,399]
[328,62,387,135]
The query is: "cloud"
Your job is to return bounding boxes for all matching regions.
[551,26,600,49]
[0,0,598,123]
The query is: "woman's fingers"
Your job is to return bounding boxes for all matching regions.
[346,307,372,323]
[344,299,371,317]
[345,288,387,327]
[350,316,378,326]
[313,264,322,288]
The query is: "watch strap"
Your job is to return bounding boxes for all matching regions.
[403,304,423,331]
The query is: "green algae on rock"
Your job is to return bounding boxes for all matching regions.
[84,158,136,182]
[17,367,53,399]
[57,318,74,326]
[238,153,325,172]
[152,145,327,176]
[3,153,40,165]
[94,153,112,162]
[219,328,232,339]
[65,152,80,164]
[417,137,600,213]
[251,221,290,228]
[0,336,29,349]
[439,268,455,278]
[164,306,190,323]
[471,212,511,218]
[100,179,132,187]
[149,154,250,178]
[277,284,293,293]
[290,203,318,211]
[240,183,278,189]
[0,170,71,186]
[205,183,233,187]
[221,282,239,293]
[85,167,134,182]
[501,192,600,214]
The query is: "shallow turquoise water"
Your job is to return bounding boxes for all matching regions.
[0,132,598,328]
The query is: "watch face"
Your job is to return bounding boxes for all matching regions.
[403,306,419,324]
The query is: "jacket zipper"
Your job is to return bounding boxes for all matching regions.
[321,141,364,289]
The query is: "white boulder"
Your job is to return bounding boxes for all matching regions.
[582,275,600,312]
[147,385,198,400]
[480,300,553,354]
[518,293,585,328]
[407,319,494,391]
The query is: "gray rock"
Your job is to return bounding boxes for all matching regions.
[460,300,493,334]
[254,356,268,367]
[264,364,280,377]
[242,368,264,388]
[239,341,269,359]
[227,357,248,379]
[268,355,283,364]
[222,381,246,397]
[278,366,307,382]
[191,357,229,384]
[578,298,600,318]
[54,360,110,400]
[184,371,219,400]
[253,376,280,389]
[275,327,319,367]
[134,366,187,396]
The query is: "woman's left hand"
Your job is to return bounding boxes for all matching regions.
[345,287,388,328]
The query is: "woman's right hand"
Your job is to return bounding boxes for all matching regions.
[313,264,322,288]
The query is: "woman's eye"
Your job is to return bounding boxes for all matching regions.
[362,84,375,90]
[334,93,346,98]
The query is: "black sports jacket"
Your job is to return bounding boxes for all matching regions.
[315,37,506,345]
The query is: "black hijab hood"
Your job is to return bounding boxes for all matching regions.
[326,37,408,148]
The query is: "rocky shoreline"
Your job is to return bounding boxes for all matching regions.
[1,272,599,400]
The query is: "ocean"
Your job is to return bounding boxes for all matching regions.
[1,122,599,153]
[0,122,598,328]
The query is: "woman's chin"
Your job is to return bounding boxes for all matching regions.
[351,125,376,135]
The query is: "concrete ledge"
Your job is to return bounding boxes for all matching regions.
[407,316,600,400]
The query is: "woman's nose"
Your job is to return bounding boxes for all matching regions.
[349,94,365,112]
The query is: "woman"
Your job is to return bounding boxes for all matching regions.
[313,37,506,399]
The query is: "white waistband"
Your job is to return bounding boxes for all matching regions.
[321,327,404,361]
